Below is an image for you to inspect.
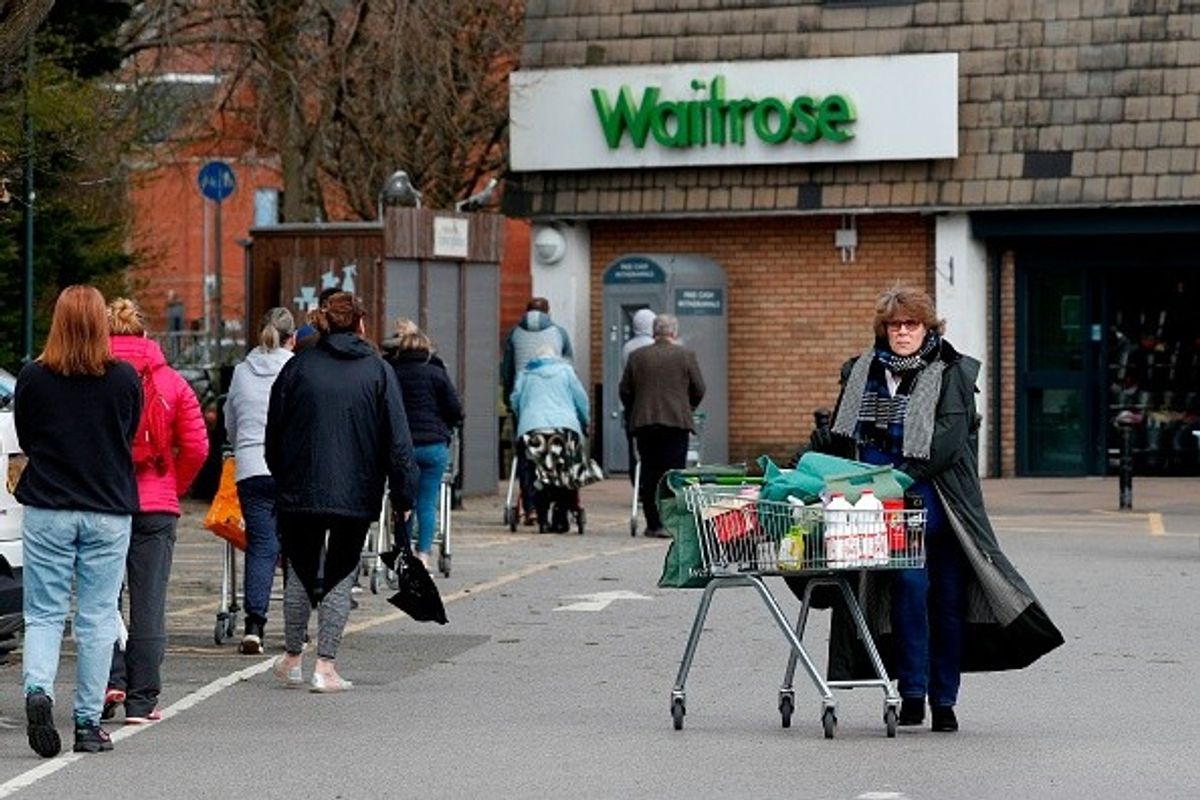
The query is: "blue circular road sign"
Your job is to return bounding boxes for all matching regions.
[198,160,236,202]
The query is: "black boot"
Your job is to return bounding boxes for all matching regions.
[898,697,925,726]
[239,617,265,655]
[931,705,958,732]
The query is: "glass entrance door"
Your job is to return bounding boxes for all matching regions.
[1018,267,1099,474]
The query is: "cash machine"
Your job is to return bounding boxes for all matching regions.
[601,254,728,473]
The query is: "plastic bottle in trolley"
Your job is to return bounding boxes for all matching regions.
[823,493,853,568]
[904,489,925,561]
[853,489,888,566]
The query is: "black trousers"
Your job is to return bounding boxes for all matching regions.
[109,512,177,716]
[635,425,690,531]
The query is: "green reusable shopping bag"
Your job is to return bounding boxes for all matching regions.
[656,465,748,589]
[758,452,913,505]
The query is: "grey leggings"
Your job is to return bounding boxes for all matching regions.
[283,562,356,661]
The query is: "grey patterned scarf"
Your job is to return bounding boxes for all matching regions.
[831,343,946,460]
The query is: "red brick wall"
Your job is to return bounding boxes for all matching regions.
[1000,249,1017,476]
[129,159,280,334]
[499,218,531,347]
[589,214,931,463]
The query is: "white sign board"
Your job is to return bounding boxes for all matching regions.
[433,217,470,259]
[510,53,958,171]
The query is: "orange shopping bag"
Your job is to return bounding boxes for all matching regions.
[203,457,246,551]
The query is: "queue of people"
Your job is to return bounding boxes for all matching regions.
[10,281,1059,758]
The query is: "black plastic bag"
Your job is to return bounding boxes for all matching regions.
[379,523,448,625]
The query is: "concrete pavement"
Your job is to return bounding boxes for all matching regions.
[153,473,1200,650]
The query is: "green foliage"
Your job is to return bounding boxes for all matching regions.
[0,2,136,372]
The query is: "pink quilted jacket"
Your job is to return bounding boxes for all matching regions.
[111,335,210,515]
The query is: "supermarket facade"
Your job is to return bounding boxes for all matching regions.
[504,1,1200,478]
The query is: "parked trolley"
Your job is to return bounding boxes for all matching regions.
[364,429,459,586]
[670,478,925,738]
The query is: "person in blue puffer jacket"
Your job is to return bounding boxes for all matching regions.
[510,347,594,532]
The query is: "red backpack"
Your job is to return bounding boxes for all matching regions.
[132,364,172,475]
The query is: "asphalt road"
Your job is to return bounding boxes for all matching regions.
[0,477,1197,799]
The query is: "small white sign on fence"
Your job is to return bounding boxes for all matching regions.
[433,217,470,259]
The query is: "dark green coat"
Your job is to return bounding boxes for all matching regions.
[795,340,1065,679]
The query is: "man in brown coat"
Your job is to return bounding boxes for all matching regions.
[619,313,706,538]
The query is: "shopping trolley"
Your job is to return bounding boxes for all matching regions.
[212,539,288,645]
[630,411,706,537]
[669,480,925,738]
[365,432,457,586]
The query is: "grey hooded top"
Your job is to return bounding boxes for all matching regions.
[225,346,293,481]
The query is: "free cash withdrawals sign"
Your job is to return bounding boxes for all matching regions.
[509,53,957,172]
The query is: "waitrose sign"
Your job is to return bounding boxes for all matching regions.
[510,54,957,172]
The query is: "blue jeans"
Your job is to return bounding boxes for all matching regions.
[859,443,966,707]
[237,475,280,623]
[406,443,449,554]
[23,507,131,725]
[891,508,969,707]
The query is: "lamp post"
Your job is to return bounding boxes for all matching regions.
[22,39,35,363]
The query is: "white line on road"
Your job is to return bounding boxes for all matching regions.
[0,540,661,798]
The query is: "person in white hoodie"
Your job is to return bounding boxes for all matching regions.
[620,308,656,485]
[224,307,295,654]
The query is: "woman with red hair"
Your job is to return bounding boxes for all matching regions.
[14,285,142,757]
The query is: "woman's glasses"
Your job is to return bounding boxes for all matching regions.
[885,319,923,332]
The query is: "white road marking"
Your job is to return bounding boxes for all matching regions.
[0,540,659,797]
[553,590,653,612]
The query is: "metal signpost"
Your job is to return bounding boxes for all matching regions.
[198,160,236,366]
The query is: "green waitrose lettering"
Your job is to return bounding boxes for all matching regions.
[590,76,856,149]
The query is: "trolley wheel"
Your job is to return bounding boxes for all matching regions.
[821,707,837,739]
[225,612,238,640]
[439,552,451,577]
[671,697,686,731]
[505,506,517,532]
[213,619,226,646]
[779,694,794,729]
[630,518,638,537]
[884,706,898,738]
[576,508,586,535]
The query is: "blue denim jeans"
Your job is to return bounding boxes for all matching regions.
[859,443,966,707]
[406,443,449,554]
[22,506,131,725]
[890,507,969,708]
[237,475,280,623]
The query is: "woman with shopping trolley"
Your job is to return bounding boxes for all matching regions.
[510,345,600,533]
[802,282,1063,733]
[382,319,463,567]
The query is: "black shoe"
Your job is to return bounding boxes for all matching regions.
[930,705,958,732]
[26,689,62,758]
[73,720,114,753]
[239,619,265,655]
[898,697,925,726]
[644,528,671,539]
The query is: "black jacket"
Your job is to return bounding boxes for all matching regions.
[14,360,142,514]
[265,332,418,518]
[382,346,464,446]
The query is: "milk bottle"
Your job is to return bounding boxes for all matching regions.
[823,493,853,568]
[853,489,888,566]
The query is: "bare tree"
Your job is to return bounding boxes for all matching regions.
[0,0,55,65]
[120,0,523,221]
